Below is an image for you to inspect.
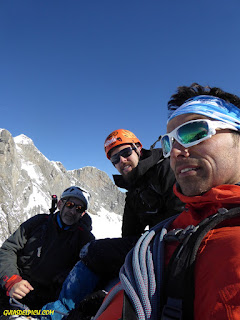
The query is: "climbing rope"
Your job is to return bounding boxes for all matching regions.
[93,215,178,320]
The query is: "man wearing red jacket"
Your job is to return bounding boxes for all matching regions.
[163,84,240,319]
[95,83,240,320]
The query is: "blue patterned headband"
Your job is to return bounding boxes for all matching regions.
[168,95,240,130]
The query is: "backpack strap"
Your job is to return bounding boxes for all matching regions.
[161,206,240,320]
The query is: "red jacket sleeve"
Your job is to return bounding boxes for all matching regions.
[5,274,23,296]
[194,226,240,319]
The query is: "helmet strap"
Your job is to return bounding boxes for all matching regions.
[132,143,141,159]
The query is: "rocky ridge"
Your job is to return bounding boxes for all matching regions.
[0,129,125,244]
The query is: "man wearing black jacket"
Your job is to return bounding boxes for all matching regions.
[81,130,184,274]
[0,186,94,312]
[42,130,183,320]
[108,130,182,237]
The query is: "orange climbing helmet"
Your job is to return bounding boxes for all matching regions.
[104,129,142,159]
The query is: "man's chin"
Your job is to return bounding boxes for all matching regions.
[179,183,210,197]
[121,168,131,177]
[63,221,72,226]
[62,217,75,225]
[121,166,132,175]
[122,169,136,183]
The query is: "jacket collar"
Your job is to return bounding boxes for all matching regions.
[174,184,240,208]
[172,184,240,228]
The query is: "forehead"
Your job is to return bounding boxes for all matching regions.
[167,113,211,133]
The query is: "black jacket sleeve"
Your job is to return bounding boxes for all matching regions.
[121,193,146,237]
[0,214,46,288]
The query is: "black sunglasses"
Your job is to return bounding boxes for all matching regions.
[64,201,85,214]
[110,147,136,165]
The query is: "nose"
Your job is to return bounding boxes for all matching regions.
[170,140,190,158]
[119,155,127,163]
[68,207,77,214]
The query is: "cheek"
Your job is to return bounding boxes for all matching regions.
[169,154,176,170]
[76,214,82,221]
[114,162,122,173]
[130,153,139,167]
[201,138,237,176]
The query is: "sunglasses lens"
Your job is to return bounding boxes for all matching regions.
[121,148,132,158]
[66,201,74,209]
[65,201,85,213]
[111,147,133,165]
[76,206,84,213]
[110,156,118,165]
[161,136,171,157]
[178,121,209,144]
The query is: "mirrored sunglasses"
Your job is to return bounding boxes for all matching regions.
[161,119,237,158]
[110,147,136,165]
[64,201,85,214]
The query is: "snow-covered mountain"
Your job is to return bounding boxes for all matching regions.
[0,129,125,245]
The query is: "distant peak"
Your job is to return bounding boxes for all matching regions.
[14,134,34,145]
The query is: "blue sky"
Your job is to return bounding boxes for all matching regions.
[1,0,240,179]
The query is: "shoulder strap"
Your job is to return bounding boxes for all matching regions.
[161,206,240,320]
